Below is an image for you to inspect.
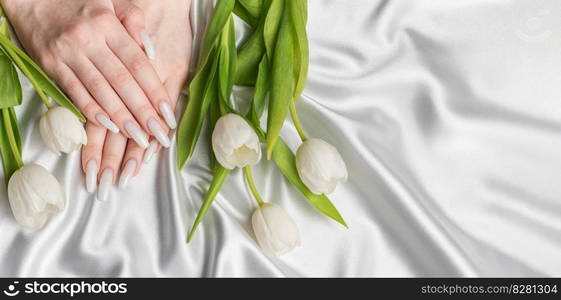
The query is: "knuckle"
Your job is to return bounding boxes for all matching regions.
[89,77,107,91]
[36,53,55,70]
[129,57,148,73]
[111,69,132,86]
[61,22,91,45]
[82,102,99,117]
[89,9,114,26]
[109,106,129,119]
[135,103,155,118]
[63,78,83,97]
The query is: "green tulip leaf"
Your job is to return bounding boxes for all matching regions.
[233,1,257,27]
[0,107,23,182]
[237,0,263,21]
[218,16,237,111]
[249,56,269,124]
[272,138,347,227]
[176,48,220,169]
[187,166,231,242]
[196,0,235,73]
[234,23,265,86]
[266,9,294,158]
[288,0,309,99]
[263,0,284,60]
[0,54,21,109]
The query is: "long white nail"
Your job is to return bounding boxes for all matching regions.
[143,140,158,163]
[125,122,149,149]
[148,119,170,148]
[86,160,98,193]
[159,102,177,129]
[95,114,119,133]
[140,29,155,60]
[119,160,137,188]
[97,169,113,202]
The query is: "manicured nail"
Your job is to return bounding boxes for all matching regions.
[97,168,113,202]
[148,119,170,148]
[95,114,119,133]
[125,121,149,149]
[140,29,155,60]
[159,102,177,129]
[143,140,158,163]
[119,160,137,188]
[85,160,98,193]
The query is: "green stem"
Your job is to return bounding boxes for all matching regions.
[1,109,23,168]
[243,166,264,206]
[289,101,307,141]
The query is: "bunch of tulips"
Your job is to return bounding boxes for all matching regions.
[177,0,348,256]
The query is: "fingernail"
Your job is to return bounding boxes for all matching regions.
[95,114,119,133]
[143,140,158,163]
[85,160,98,193]
[119,160,137,188]
[140,29,155,60]
[148,119,170,148]
[97,169,113,202]
[159,102,177,129]
[125,122,149,149]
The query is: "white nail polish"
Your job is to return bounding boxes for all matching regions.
[148,119,170,148]
[97,169,113,202]
[140,29,155,60]
[143,140,158,163]
[119,160,137,188]
[95,114,119,133]
[85,160,98,193]
[159,102,177,129]
[125,122,149,149]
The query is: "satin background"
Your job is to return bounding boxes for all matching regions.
[1,0,561,277]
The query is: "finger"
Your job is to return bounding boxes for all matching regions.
[66,54,149,149]
[113,0,145,47]
[142,138,161,164]
[98,132,127,202]
[81,122,107,193]
[105,26,177,130]
[118,138,146,188]
[87,47,171,148]
[52,63,119,133]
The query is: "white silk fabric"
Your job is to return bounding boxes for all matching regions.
[1,0,561,276]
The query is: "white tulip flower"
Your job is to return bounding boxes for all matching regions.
[252,203,300,256]
[39,106,87,155]
[296,138,348,195]
[212,113,261,169]
[7,163,65,230]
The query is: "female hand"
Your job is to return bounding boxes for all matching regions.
[1,0,175,149]
[81,0,192,199]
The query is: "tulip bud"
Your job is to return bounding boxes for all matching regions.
[296,138,348,195]
[7,163,65,230]
[212,113,261,169]
[252,203,300,256]
[39,107,87,155]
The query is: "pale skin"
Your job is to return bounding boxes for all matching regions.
[1,0,192,187]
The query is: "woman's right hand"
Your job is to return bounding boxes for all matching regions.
[1,0,174,149]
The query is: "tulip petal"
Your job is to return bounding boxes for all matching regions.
[252,203,300,256]
[39,113,60,155]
